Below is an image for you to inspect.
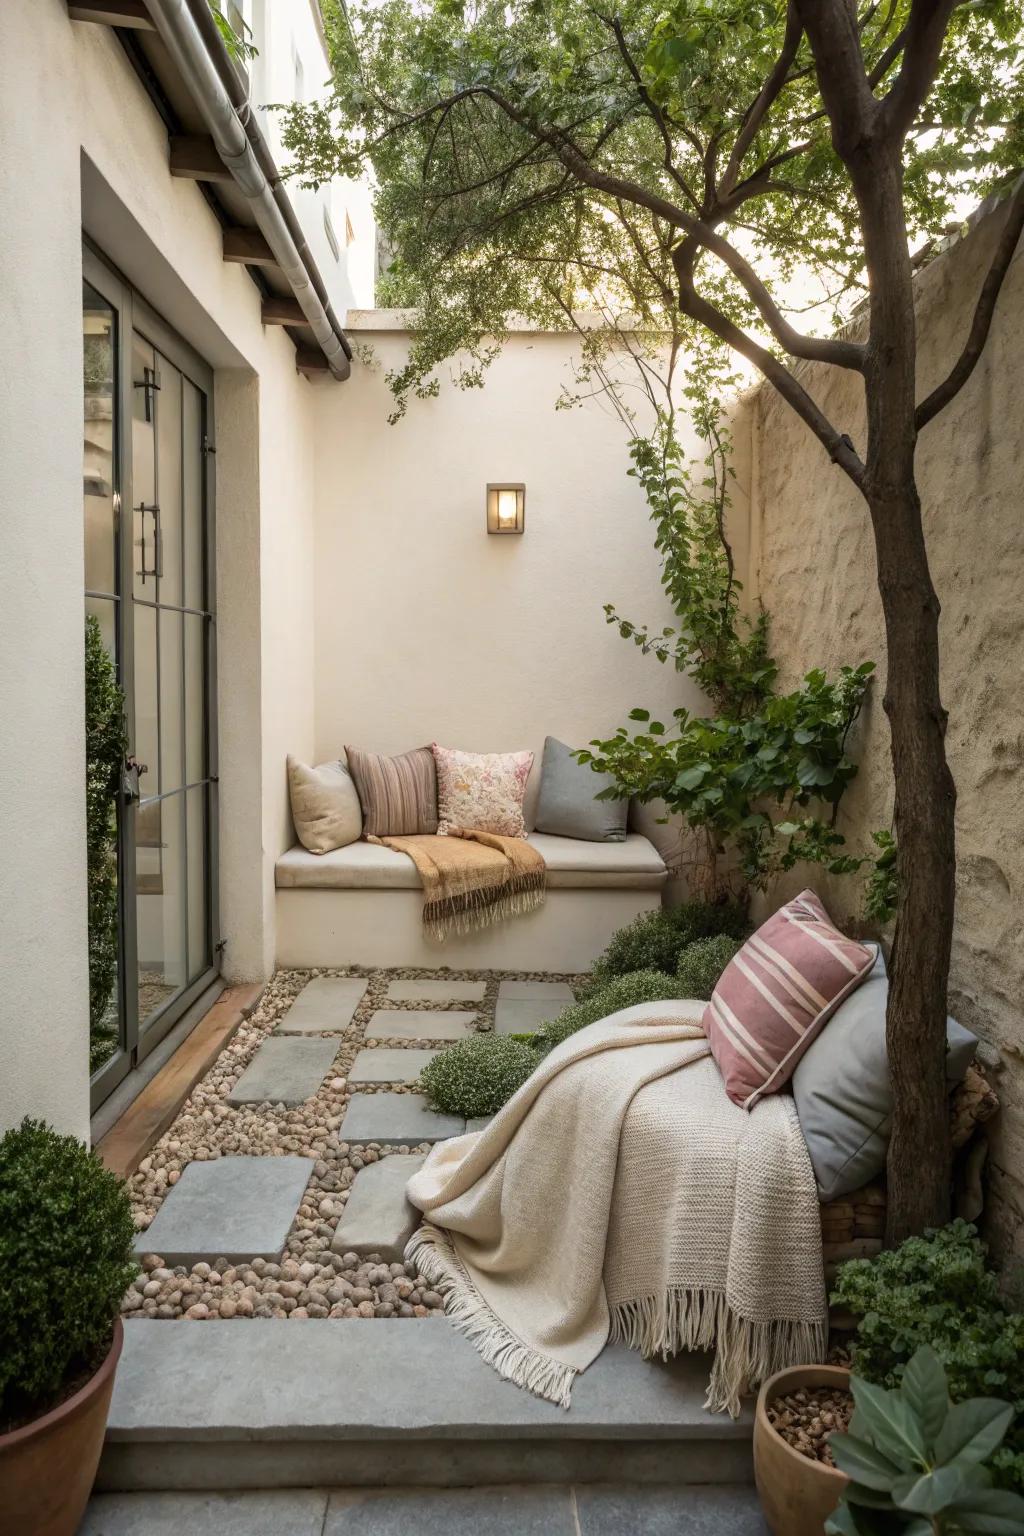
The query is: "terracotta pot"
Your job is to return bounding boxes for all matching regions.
[754,1363,850,1536]
[0,1318,123,1536]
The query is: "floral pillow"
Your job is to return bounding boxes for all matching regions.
[431,744,534,837]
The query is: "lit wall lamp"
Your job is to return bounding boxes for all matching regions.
[486,483,526,535]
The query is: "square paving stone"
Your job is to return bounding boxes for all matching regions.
[134,1156,314,1266]
[340,1092,464,1145]
[497,979,576,1001]
[387,978,488,1002]
[495,998,572,1034]
[349,1048,439,1083]
[467,1116,493,1133]
[275,976,368,1033]
[228,1037,339,1105]
[576,1486,768,1535]
[81,1491,329,1536]
[325,1487,576,1536]
[367,1009,479,1041]
[331,1153,426,1260]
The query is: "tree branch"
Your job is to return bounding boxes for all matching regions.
[794,0,878,157]
[916,179,1024,429]
[719,1,803,198]
[880,0,958,142]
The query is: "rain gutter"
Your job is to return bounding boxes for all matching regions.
[145,0,352,380]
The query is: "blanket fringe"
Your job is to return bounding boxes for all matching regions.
[406,1223,576,1409]
[422,871,545,942]
[610,1289,827,1418]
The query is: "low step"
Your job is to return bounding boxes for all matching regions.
[340,1092,464,1145]
[348,1048,439,1084]
[98,1322,754,1491]
[331,1153,426,1260]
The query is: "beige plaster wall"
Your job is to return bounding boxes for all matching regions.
[733,201,1024,1261]
[310,325,708,866]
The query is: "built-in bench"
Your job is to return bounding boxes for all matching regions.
[275,832,668,970]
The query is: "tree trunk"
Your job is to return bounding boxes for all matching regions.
[867,478,957,1244]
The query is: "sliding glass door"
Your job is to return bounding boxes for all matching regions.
[83,245,219,1110]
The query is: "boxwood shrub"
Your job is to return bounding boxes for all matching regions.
[581,900,749,998]
[0,1119,137,1429]
[675,934,741,1000]
[420,1034,544,1118]
[540,968,685,1049]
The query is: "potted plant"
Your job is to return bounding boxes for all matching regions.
[0,1118,137,1536]
[754,1363,852,1536]
[826,1345,1024,1534]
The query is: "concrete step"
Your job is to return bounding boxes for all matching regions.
[99,1321,753,1492]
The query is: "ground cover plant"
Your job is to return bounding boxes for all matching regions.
[284,0,1024,1241]
[832,1221,1024,1494]
[582,898,749,996]
[0,1119,135,1431]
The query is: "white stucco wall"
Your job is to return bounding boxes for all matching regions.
[310,323,706,865]
[0,0,329,1135]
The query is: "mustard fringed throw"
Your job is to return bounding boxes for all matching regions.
[406,1001,826,1416]
[369,828,545,940]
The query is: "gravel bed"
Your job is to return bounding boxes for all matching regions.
[122,965,583,1322]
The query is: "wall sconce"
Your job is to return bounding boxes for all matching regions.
[486,483,525,535]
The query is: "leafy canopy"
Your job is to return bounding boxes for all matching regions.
[282,0,1024,418]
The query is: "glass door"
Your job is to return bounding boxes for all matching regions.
[83,246,219,1110]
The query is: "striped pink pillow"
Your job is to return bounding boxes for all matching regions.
[703,890,873,1110]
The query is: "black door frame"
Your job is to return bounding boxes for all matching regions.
[84,241,220,1112]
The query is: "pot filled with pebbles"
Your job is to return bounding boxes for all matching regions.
[753,1364,851,1536]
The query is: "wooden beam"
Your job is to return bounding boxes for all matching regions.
[295,348,331,376]
[262,296,308,326]
[94,984,264,1181]
[169,135,232,183]
[223,227,277,267]
[68,1,155,28]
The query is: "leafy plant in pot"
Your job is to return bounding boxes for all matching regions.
[0,1119,137,1536]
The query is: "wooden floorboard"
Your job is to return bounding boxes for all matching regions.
[96,983,264,1181]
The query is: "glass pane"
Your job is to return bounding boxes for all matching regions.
[85,594,117,660]
[83,283,117,595]
[184,614,205,784]
[84,595,123,1074]
[132,334,156,599]
[183,379,205,610]
[136,792,186,1026]
[157,356,183,606]
[159,608,184,791]
[187,785,208,980]
[133,602,159,796]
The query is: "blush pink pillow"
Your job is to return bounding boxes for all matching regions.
[431,744,534,837]
[703,889,873,1110]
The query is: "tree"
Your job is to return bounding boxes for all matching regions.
[283,0,1024,1242]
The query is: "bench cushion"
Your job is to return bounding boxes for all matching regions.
[276,832,668,892]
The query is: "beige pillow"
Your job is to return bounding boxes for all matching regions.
[287,754,363,854]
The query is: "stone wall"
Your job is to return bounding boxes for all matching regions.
[732,198,1024,1263]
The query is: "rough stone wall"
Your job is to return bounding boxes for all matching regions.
[732,200,1024,1263]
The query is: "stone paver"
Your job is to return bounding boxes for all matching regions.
[340,1092,465,1145]
[81,1491,329,1536]
[497,979,576,1001]
[275,976,368,1034]
[134,1156,314,1266]
[348,1048,439,1083]
[495,998,571,1034]
[367,1009,479,1041]
[387,978,488,1002]
[575,1486,767,1534]
[330,1154,426,1260]
[325,1487,575,1536]
[227,1037,339,1105]
[467,1116,493,1133]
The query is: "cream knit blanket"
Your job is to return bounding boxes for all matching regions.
[406,1001,826,1415]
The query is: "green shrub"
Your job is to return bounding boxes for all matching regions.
[0,1119,136,1428]
[582,900,749,997]
[420,1034,543,1118]
[85,615,128,1072]
[675,934,740,1000]
[831,1220,1024,1493]
[541,968,685,1050]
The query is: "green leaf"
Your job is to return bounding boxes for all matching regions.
[946,1486,1024,1533]
[901,1346,949,1449]
[829,1431,909,1490]
[628,707,649,722]
[934,1398,1014,1468]
[851,1377,928,1466]
[892,1463,971,1514]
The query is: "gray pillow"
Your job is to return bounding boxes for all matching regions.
[792,945,977,1202]
[533,736,628,843]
